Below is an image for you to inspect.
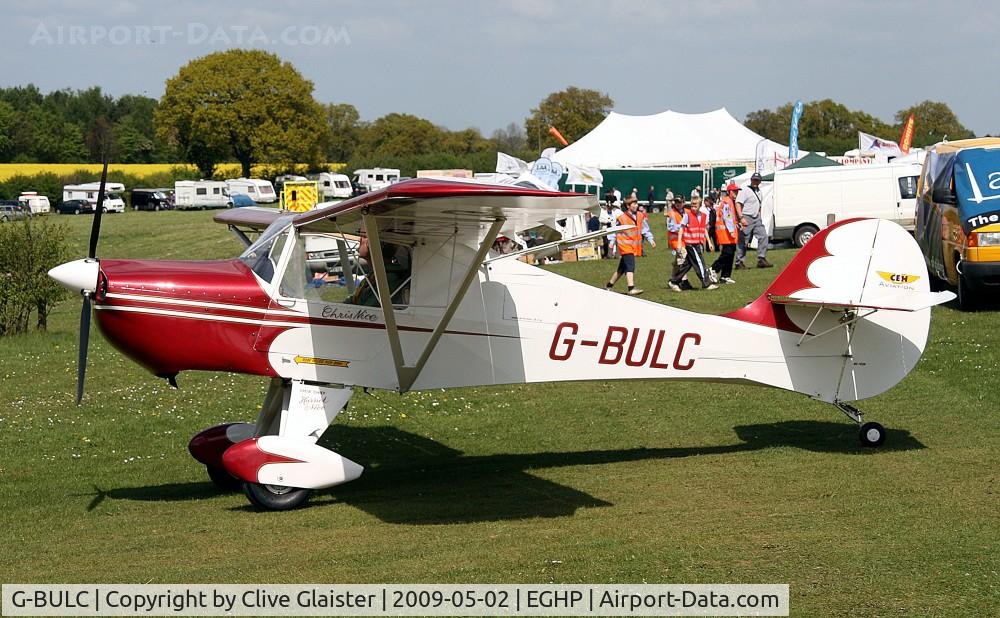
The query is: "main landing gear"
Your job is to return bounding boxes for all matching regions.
[834,400,886,448]
[188,379,364,510]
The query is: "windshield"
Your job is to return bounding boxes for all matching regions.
[239,215,295,282]
[153,192,167,200]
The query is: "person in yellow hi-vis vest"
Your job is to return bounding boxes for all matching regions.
[605,197,655,296]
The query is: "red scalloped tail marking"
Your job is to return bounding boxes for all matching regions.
[723,218,868,332]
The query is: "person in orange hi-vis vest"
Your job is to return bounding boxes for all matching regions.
[605,197,655,296]
[709,183,740,284]
[668,198,718,292]
[665,197,688,280]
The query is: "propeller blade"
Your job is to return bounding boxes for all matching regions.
[88,159,109,259]
[76,293,92,405]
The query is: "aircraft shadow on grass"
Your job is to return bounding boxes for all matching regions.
[93,420,925,522]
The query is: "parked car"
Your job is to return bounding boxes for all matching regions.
[55,199,94,215]
[231,193,255,208]
[0,201,32,222]
[131,188,174,211]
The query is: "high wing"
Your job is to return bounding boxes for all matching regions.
[290,179,597,392]
[293,178,596,244]
[213,207,287,247]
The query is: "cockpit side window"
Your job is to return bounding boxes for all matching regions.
[279,231,410,307]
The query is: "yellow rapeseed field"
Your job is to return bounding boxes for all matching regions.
[0,162,344,182]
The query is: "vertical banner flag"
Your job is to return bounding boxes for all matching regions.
[899,114,916,154]
[788,100,804,159]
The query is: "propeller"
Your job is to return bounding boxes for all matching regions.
[76,158,109,404]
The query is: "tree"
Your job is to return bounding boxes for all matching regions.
[324,103,363,163]
[0,101,14,161]
[491,122,527,156]
[894,101,974,148]
[745,99,896,155]
[354,113,445,159]
[156,50,330,177]
[525,87,614,152]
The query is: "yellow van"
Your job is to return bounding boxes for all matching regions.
[915,138,1000,309]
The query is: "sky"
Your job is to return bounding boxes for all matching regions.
[2,0,998,138]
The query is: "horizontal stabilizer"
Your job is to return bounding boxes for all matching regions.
[484,225,635,263]
[769,290,955,312]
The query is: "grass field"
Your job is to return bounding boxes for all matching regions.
[1,210,997,616]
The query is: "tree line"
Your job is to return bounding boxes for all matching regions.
[0,49,982,178]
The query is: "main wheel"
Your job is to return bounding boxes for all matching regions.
[154,204,160,211]
[206,466,241,491]
[243,482,312,511]
[794,224,819,248]
[859,422,886,448]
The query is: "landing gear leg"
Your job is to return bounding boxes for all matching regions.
[834,400,886,448]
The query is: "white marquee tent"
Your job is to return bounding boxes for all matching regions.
[551,108,790,169]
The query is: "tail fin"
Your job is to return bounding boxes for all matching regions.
[725,218,953,402]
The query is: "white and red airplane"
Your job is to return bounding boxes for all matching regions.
[49,172,955,510]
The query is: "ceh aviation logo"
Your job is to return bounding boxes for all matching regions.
[877,271,921,285]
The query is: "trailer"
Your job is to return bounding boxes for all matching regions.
[226,178,277,203]
[316,172,352,201]
[175,180,232,210]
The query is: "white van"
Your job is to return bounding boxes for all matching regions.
[63,183,126,213]
[771,162,921,246]
[175,180,232,210]
[353,168,400,192]
[317,172,353,201]
[226,178,276,203]
[18,192,51,214]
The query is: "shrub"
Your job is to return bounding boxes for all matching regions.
[0,218,71,335]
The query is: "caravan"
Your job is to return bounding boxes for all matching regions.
[317,172,352,201]
[353,168,400,192]
[771,162,921,247]
[18,192,51,214]
[63,183,126,213]
[175,180,232,210]
[226,178,276,203]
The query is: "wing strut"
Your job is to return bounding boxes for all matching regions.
[364,213,505,392]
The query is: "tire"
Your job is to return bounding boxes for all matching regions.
[154,205,160,211]
[74,208,80,215]
[859,422,886,448]
[793,224,819,248]
[0,215,8,222]
[206,466,241,491]
[243,482,312,511]
[957,271,978,311]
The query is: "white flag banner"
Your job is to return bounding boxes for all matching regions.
[496,152,529,175]
[858,131,902,156]
[565,163,603,186]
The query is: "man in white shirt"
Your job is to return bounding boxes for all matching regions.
[735,173,773,269]
[599,202,622,258]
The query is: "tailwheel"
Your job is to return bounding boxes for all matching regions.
[243,482,312,511]
[859,422,886,448]
[206,466,241,491]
